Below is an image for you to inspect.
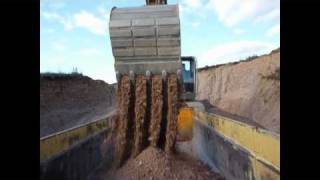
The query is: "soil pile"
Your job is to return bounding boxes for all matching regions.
[113,147,224,180]
[40,73,116,137]
[197,48,280,133]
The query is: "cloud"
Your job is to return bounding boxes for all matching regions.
[266,24,280,37]
[191,22,200,28]
[73,11,106,36]
[49,2,65,10]
[41,10,108,36]
[179,0,207,19]
[41,11,74,31]
[233,28,245,35]
[208,0,279,27]
[184,0,202,9]
[254,8,280,24]
[199,40,276,67]
[41,11,61,20]
[52,42,66,51]
[78,48,103,56]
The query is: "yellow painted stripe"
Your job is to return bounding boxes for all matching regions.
[194,111,280,169]
[40,114,114,162]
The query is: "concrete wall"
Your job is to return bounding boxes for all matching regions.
[176,109,280,180]
[40,129,116,180]
[40,113,117,180]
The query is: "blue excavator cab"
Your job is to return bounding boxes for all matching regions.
[182,56,197,101]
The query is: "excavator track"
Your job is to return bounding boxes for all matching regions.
[115,74,179,166]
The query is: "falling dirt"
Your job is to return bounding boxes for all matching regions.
[89,74,225,179]
[114,74,180,165]
[165,74,178,153]
[149,75,163,147]
[132,75,147,157]
[115,75,133,167]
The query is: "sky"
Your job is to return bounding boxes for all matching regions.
[40,0,280,84]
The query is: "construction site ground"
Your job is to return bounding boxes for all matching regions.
[88,147,224,180]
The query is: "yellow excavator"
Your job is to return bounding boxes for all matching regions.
[109,0,198,142]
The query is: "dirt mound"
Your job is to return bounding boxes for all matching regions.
[114,147,224,180]
[40,73,116,137]
[197,48,280,133]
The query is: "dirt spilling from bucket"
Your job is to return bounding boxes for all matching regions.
[114,74,179,166]
[165,74,178,153]
[149,75,163,147]
[115,75,133,166]
[132,75,147,157]
[91,74,224,180]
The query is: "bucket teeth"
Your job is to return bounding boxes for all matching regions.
[146,70,151,80]
[116,71,121,82]
[161,70,167,80]
[129,70,135,82]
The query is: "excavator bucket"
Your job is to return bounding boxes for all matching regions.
[109,4,181,80]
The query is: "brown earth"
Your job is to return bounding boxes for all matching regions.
[165,74,179,153]
[132,75,147,157]
[97,147,224,180]
[40,73,116,137]
[149,75,163,147]
[197,48,280,133]
[115,75,133,166]
[114,74,180,166]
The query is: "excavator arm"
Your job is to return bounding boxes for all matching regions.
[146,0,167,5]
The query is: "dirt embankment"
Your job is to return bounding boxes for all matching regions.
[40,73,116,137]
[197,49,280,133]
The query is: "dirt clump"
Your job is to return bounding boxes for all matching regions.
[113,147,224,180]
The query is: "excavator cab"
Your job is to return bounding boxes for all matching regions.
[182,56,197,101]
